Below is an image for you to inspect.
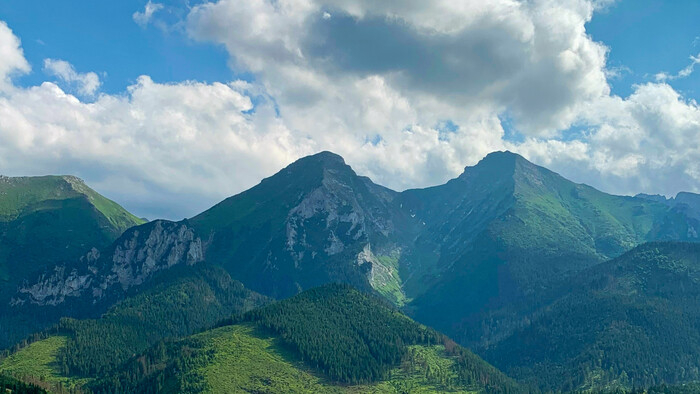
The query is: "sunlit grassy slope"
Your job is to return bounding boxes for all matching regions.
[0,336,87,391]
[186,324,482,394]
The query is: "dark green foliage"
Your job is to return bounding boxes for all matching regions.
[89,284,527,393]
[230,284,526,392]
[484,242,700,391]
[646,382,700,393]
[233,284,440,384]
[0,373,46,393]
[55,264,268,377]
[88,337,212,394]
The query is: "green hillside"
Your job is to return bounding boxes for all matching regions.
[0,373,46,393]
[0,175,145,350]
[91,285,527,394]
[0,264,268,392]
[406,152,681,348]
[483,242,700,391]
[0,175,143,232]
[0,335,86,392]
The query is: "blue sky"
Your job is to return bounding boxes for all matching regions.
[0,0,235,94]
[588,0,700,99]
[0,0,699,219]
[2,0,697,100]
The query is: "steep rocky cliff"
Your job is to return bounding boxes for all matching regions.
[13,220,204,307]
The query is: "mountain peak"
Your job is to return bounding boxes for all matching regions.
[475,150,530,169]
[289,151,347,170]
[272,151,355,186]
[455,150,533,183]
[482,150,525,160]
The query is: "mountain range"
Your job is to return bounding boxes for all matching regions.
[1,151,700,393]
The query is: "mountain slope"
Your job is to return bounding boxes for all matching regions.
[90,284,528,394]
[12,152,416,312]
[0,175,144,349]
[483,242,700,391]
[190,151,413,300]
[0,175,143,284]
[405,152,684,347]
[0,264,268,392]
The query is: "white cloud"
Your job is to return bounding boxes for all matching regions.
[186,0,611,137]
[0,75,315,219]
[655,53,700,82]
[1,1,700,220]
[0,21,30,92]
[518,82,700,195]
[133,1,164,28]
[43,59,101,96]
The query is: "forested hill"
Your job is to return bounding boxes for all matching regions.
[90,284,529,393]
[0,264,269,393]
[483,242,700,391]
[0,373,45,393]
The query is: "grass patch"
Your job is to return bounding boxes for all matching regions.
[372,253,410,306]
[0,336,89,391]
[189,325,480,393]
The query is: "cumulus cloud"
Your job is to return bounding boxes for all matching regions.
[518,82,700,196]
[1,0,700,220]
[0,74,313,219]
[186,0,613,137]
[133,1,164,28]
[185,0,700,197]
[0,21,30,91]
[43,59,101,96]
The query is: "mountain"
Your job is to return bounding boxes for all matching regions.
[10,152,415,312]
[18,152,696,317]
[0,263,268,392]
[637,192,700,237]
[482,242,700,392]
[7,151,700,392]
[0,175,144,348]
[88,284,528,393]
[188,151,414,301]
[405,152,693,347]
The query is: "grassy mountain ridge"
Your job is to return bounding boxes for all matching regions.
[0,175,143,231]
[405,152,683,348]
[0,175,145,350]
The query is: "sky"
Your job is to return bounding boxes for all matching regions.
[0,0,698,220]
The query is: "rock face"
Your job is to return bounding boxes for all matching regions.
[11,153,411,307]
[14,220,204,306]
[188,151,413,299]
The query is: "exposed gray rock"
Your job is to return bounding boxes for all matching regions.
[15,266,93,306]
[13,220,205,306]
